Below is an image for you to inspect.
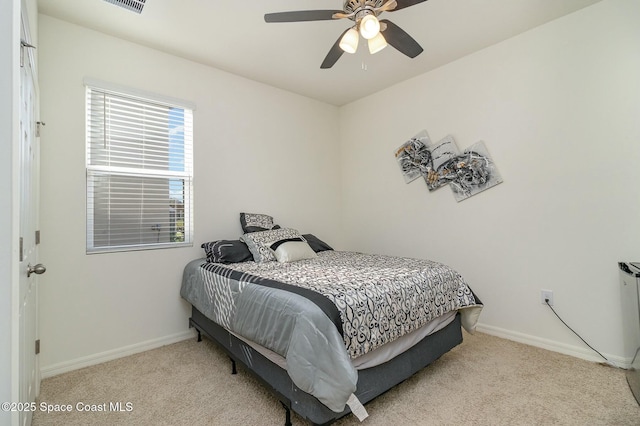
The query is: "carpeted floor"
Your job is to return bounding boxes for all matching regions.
[32,331,640,425]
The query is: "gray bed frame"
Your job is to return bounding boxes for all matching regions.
[189,306,463,425]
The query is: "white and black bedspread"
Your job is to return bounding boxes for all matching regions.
[181,250,482,413]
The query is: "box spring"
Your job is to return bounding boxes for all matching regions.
[189,307,462,425]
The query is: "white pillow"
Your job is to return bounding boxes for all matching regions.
[273,241,317,263]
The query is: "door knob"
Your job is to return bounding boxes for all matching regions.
[27,263,46,277]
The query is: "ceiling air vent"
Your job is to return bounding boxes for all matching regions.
[103,0,146,14]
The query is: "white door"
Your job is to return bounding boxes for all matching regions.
[18,10,42,426]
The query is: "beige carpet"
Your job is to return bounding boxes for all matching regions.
[33,331,640,425]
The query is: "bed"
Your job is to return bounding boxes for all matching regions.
[180,218,482,425]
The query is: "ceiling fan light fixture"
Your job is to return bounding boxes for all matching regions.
[368,32,387,54]
[359,14,380,40]
[339,27,359,54]
[264,0,427,69]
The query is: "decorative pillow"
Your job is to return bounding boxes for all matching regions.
[302,234,334,253]
[240,213,280,233]
[240,228,303,263]
[201,240,253,264]
[244,224,281,233]
[269,237,305,251]
[272,240,317,263]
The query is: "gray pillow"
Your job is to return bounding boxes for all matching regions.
[302,234,333,253]
[201,240,252,264]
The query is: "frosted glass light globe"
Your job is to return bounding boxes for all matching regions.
[359,15,380,40]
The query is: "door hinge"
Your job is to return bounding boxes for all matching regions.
[35,230,40,245]
[20,40,36,68]
[35,339,40,355]
[19,237,23,262]
[36,121,45,137]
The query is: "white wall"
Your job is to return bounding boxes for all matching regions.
[37,15,342,375]
[37,0,640,375]
[339,0,640,363]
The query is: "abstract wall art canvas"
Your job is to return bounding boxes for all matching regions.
[423,134,461,191]
[394,130,431,183]
[394,131,503,202]
[449,141,503,202]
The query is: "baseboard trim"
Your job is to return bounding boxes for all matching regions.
[41,323,629,379]
[40,329,197,379]
[476,322,629,369]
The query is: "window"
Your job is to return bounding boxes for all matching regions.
[85,81,193,253]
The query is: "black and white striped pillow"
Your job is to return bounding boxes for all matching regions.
[201,240,253,264]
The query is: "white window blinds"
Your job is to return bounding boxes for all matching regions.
[86,84,193,253]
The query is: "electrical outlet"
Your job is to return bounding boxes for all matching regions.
[541,289,554,306]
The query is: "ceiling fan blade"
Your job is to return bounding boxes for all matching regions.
[376,0,398,13]
[380,19,423,58]
[264,10,345,23]
[332,11,356,19]
[320,29,350,69]
[391,0,428,11]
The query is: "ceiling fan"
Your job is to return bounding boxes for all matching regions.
[264,0,427,69]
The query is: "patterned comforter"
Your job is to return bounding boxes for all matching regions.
[180,250,482,413]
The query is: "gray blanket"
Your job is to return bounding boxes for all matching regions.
[180,251,482,412]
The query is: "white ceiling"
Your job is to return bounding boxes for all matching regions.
[38,0,602,106]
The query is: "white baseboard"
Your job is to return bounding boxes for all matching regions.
[40,329,197,379]
[475,322,630,369]
[40,323,630,379]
